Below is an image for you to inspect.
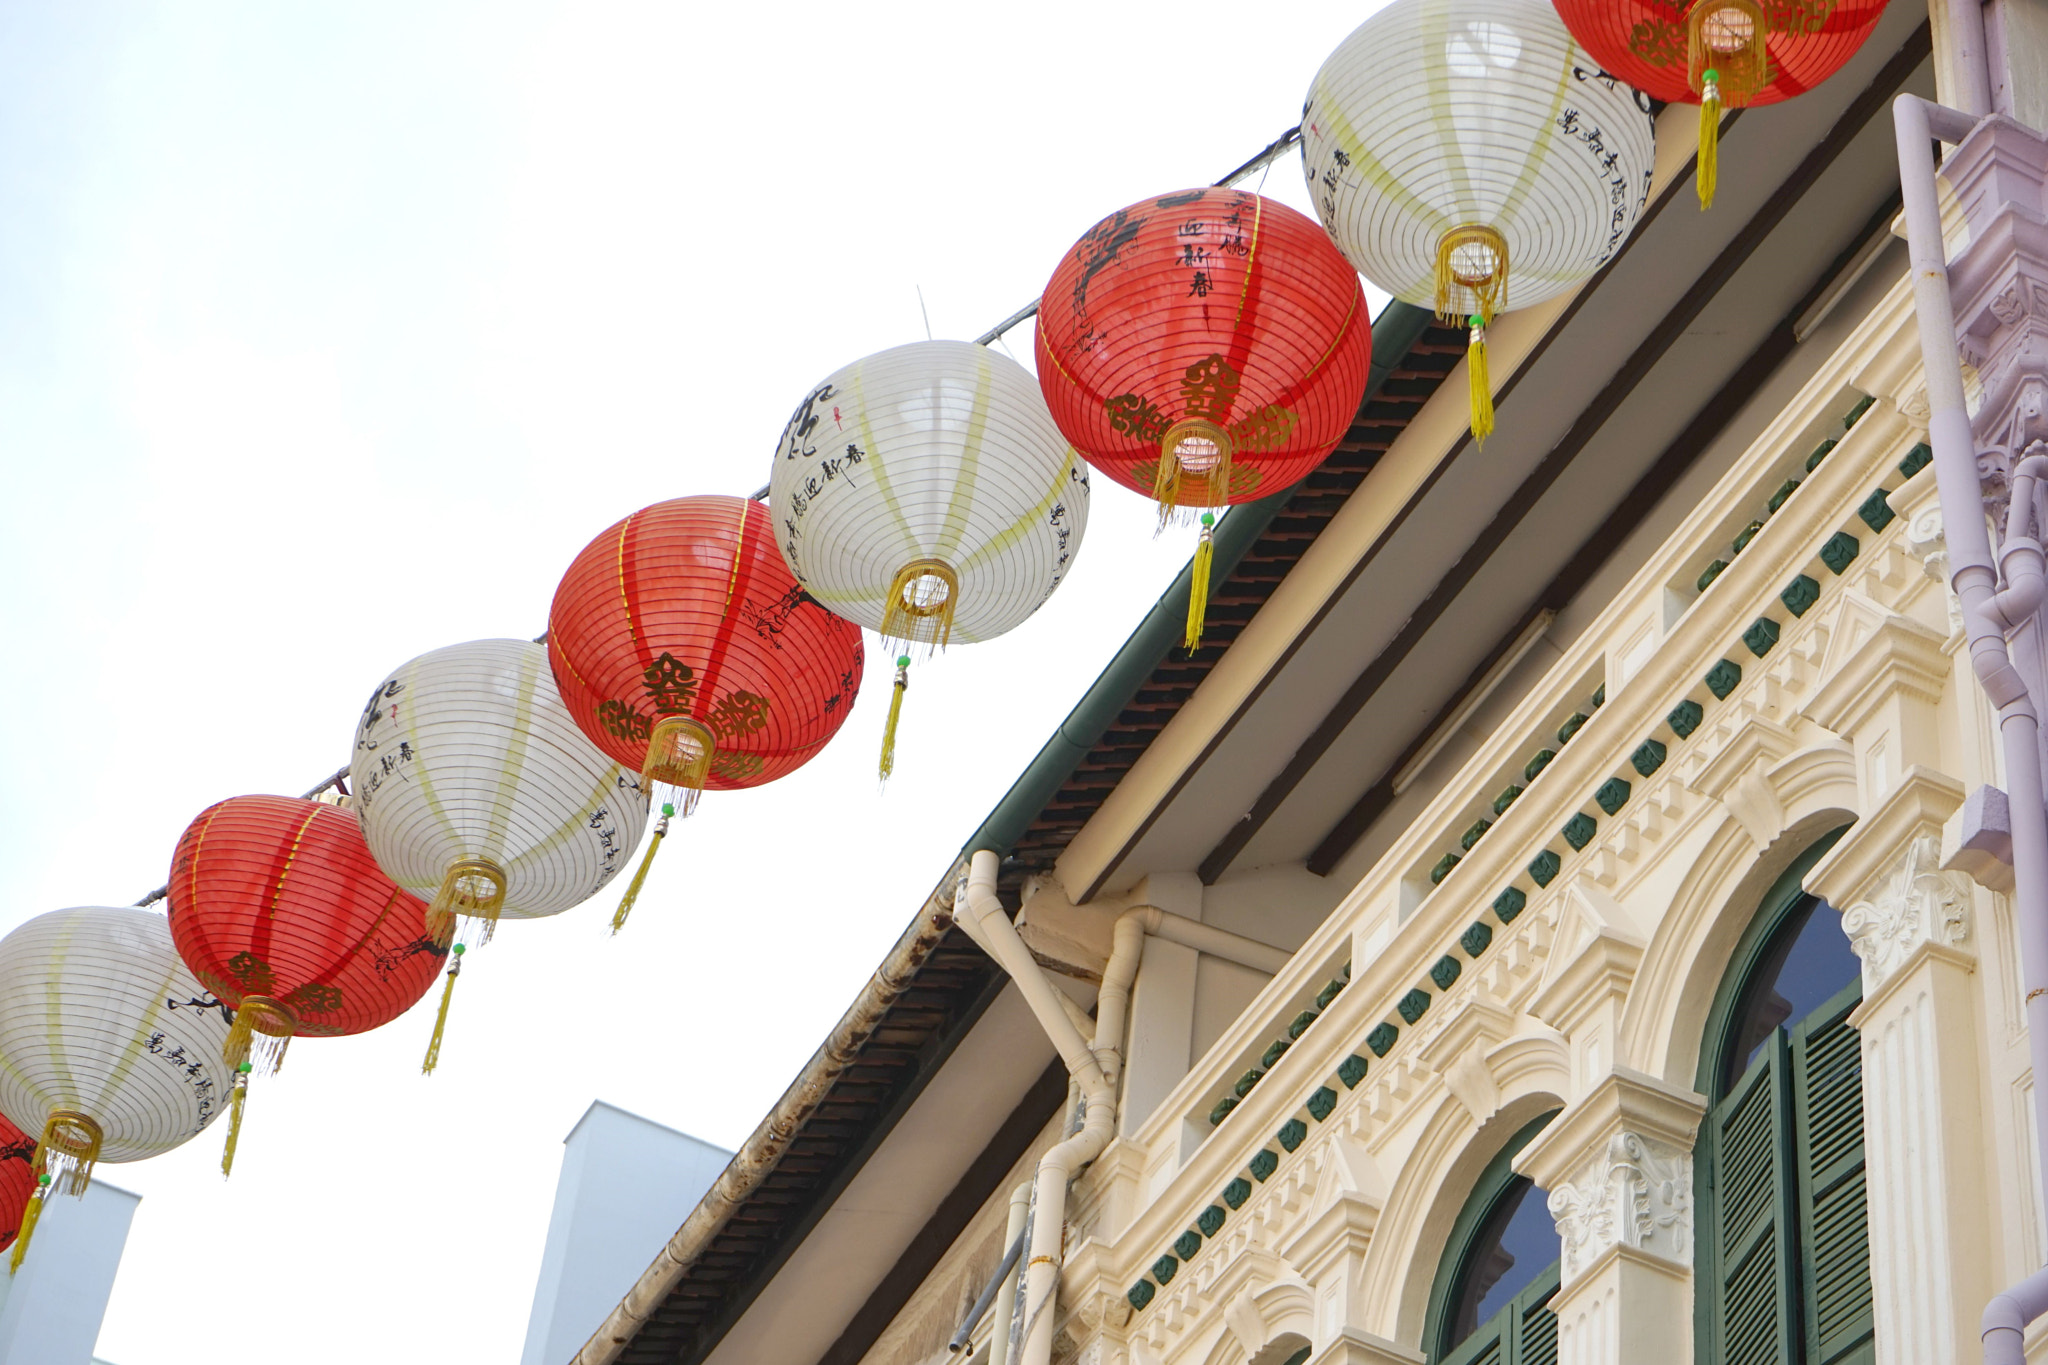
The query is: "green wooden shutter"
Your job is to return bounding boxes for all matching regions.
[1792,983,1874,1365]
[1441,1264,1559,1365]
[1511,1265,1560,1365]
[1709,1030,1800,1365]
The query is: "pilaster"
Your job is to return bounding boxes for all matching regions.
[1277,1138,1387,1352]
[1803,773,1987,1365]
[1512,1068,1707,1365]
[1527,879,1646,1103]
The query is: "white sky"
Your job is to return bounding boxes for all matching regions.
[0,5,1389,1361]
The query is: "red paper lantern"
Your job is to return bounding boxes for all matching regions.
[548,495,865,799]
[170,796,444,1059]
[1551,0,1887,205]
[0,1115,33,1253]
[169,794,445,1172]
[1036,187,1370,647]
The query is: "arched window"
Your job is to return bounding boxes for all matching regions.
[1695,831,1874,1365]
[1424,1111,1561,1365]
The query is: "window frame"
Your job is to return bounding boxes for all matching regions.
[1691,825,1873,1365]
[1423,1110,1560,1364]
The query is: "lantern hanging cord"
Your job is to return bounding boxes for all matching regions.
[124,125,1303,909]
[130,629,557,909]
[972,125,1302,348]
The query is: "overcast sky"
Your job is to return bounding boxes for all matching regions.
[0,4,1389,1360]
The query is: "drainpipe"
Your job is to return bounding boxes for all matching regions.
[957,860,1295,1365]
[985,1181,1032,1365]
[958,851,1118,1365]
[1894,90,2048,1363]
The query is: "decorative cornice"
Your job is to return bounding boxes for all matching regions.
[1803,765,1968,907]
[1514,1067,1707,1193]
[1306,1328,1426,1365]
[1799,606,1950,736]
[1529,882,1646,1039]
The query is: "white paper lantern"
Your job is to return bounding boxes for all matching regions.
[1303,0,1657,319]
[772,339,1089,645]
[351,638,650,935]
[0,906,233,1187]
[770,339,1090,776]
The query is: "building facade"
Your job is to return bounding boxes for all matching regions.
[572,2,2048,1363]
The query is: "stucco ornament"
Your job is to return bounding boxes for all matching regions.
[1546,1130,1693,1284]
[1839,835,1970,989]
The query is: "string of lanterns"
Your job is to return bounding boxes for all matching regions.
[0,0,1888,1274]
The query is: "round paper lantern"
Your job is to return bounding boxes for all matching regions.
[0,907,232,1267]
[1302,0,1656,441]
[1551,0,1885,207]
[1035,187,1369,648]
[168,794,446,1157]
[549,495,865,925]
[0,1116,36,1255]
[771,339,1090,776]
[352,639,650,934]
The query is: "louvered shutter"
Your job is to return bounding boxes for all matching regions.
[1792,983,1875,1365]
[1511,1264,1560,1365]
[1442,1264,1559,1365]
[1708,1030,1800,1365]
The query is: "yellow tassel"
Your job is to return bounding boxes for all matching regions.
[220,1063,251,1178]
[611,807,671,934]
[1434,225,1510,325]
[420,944,465,1076]
[1686,0,1764,211]
[880,560,957,654]
[1697,89,1722,209]
[1468,319,1495,448]
[35,1112,100,1198]
[879,658,910,782]
[1185,515,1216,653]
[221,997,294,1077]
[9,1178,48,1276]
[430,858,506,948]
[643,716,715,808]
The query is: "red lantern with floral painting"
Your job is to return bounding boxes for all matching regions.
[1551,0,1887,206]
[547,495,865,927]
[168,794,445,1172]
[1036,187,1370,649]
[0,1115,34,1253]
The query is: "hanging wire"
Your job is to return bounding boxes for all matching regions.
[973,124,1302,348]
[126,124,1305,911]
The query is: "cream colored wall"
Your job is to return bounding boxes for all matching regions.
[1015,259,2040,1365]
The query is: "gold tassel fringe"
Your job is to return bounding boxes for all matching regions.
[1185,516,1216,653]
[1468,319,1496,448]
[221,996,296,1077]
[9,1178,48,1276]
[1434,225,1510,325]
[611,807,671,934]
[1687,0,1765,210]
[35,1112,101,1198]
[220,1063,251,1178]
[1153,420,1233,526]
[430,858,506,948]
[643,716,714,815]
[879,559,958,656]
[1697,90,1722,209]
[880,657,910,781]
[420,944,465,1076]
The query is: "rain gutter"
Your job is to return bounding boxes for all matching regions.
[963,299,1436,858]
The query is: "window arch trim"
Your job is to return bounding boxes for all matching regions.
[1422,1109,1558,1363]
[1692,825,1850,1099]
